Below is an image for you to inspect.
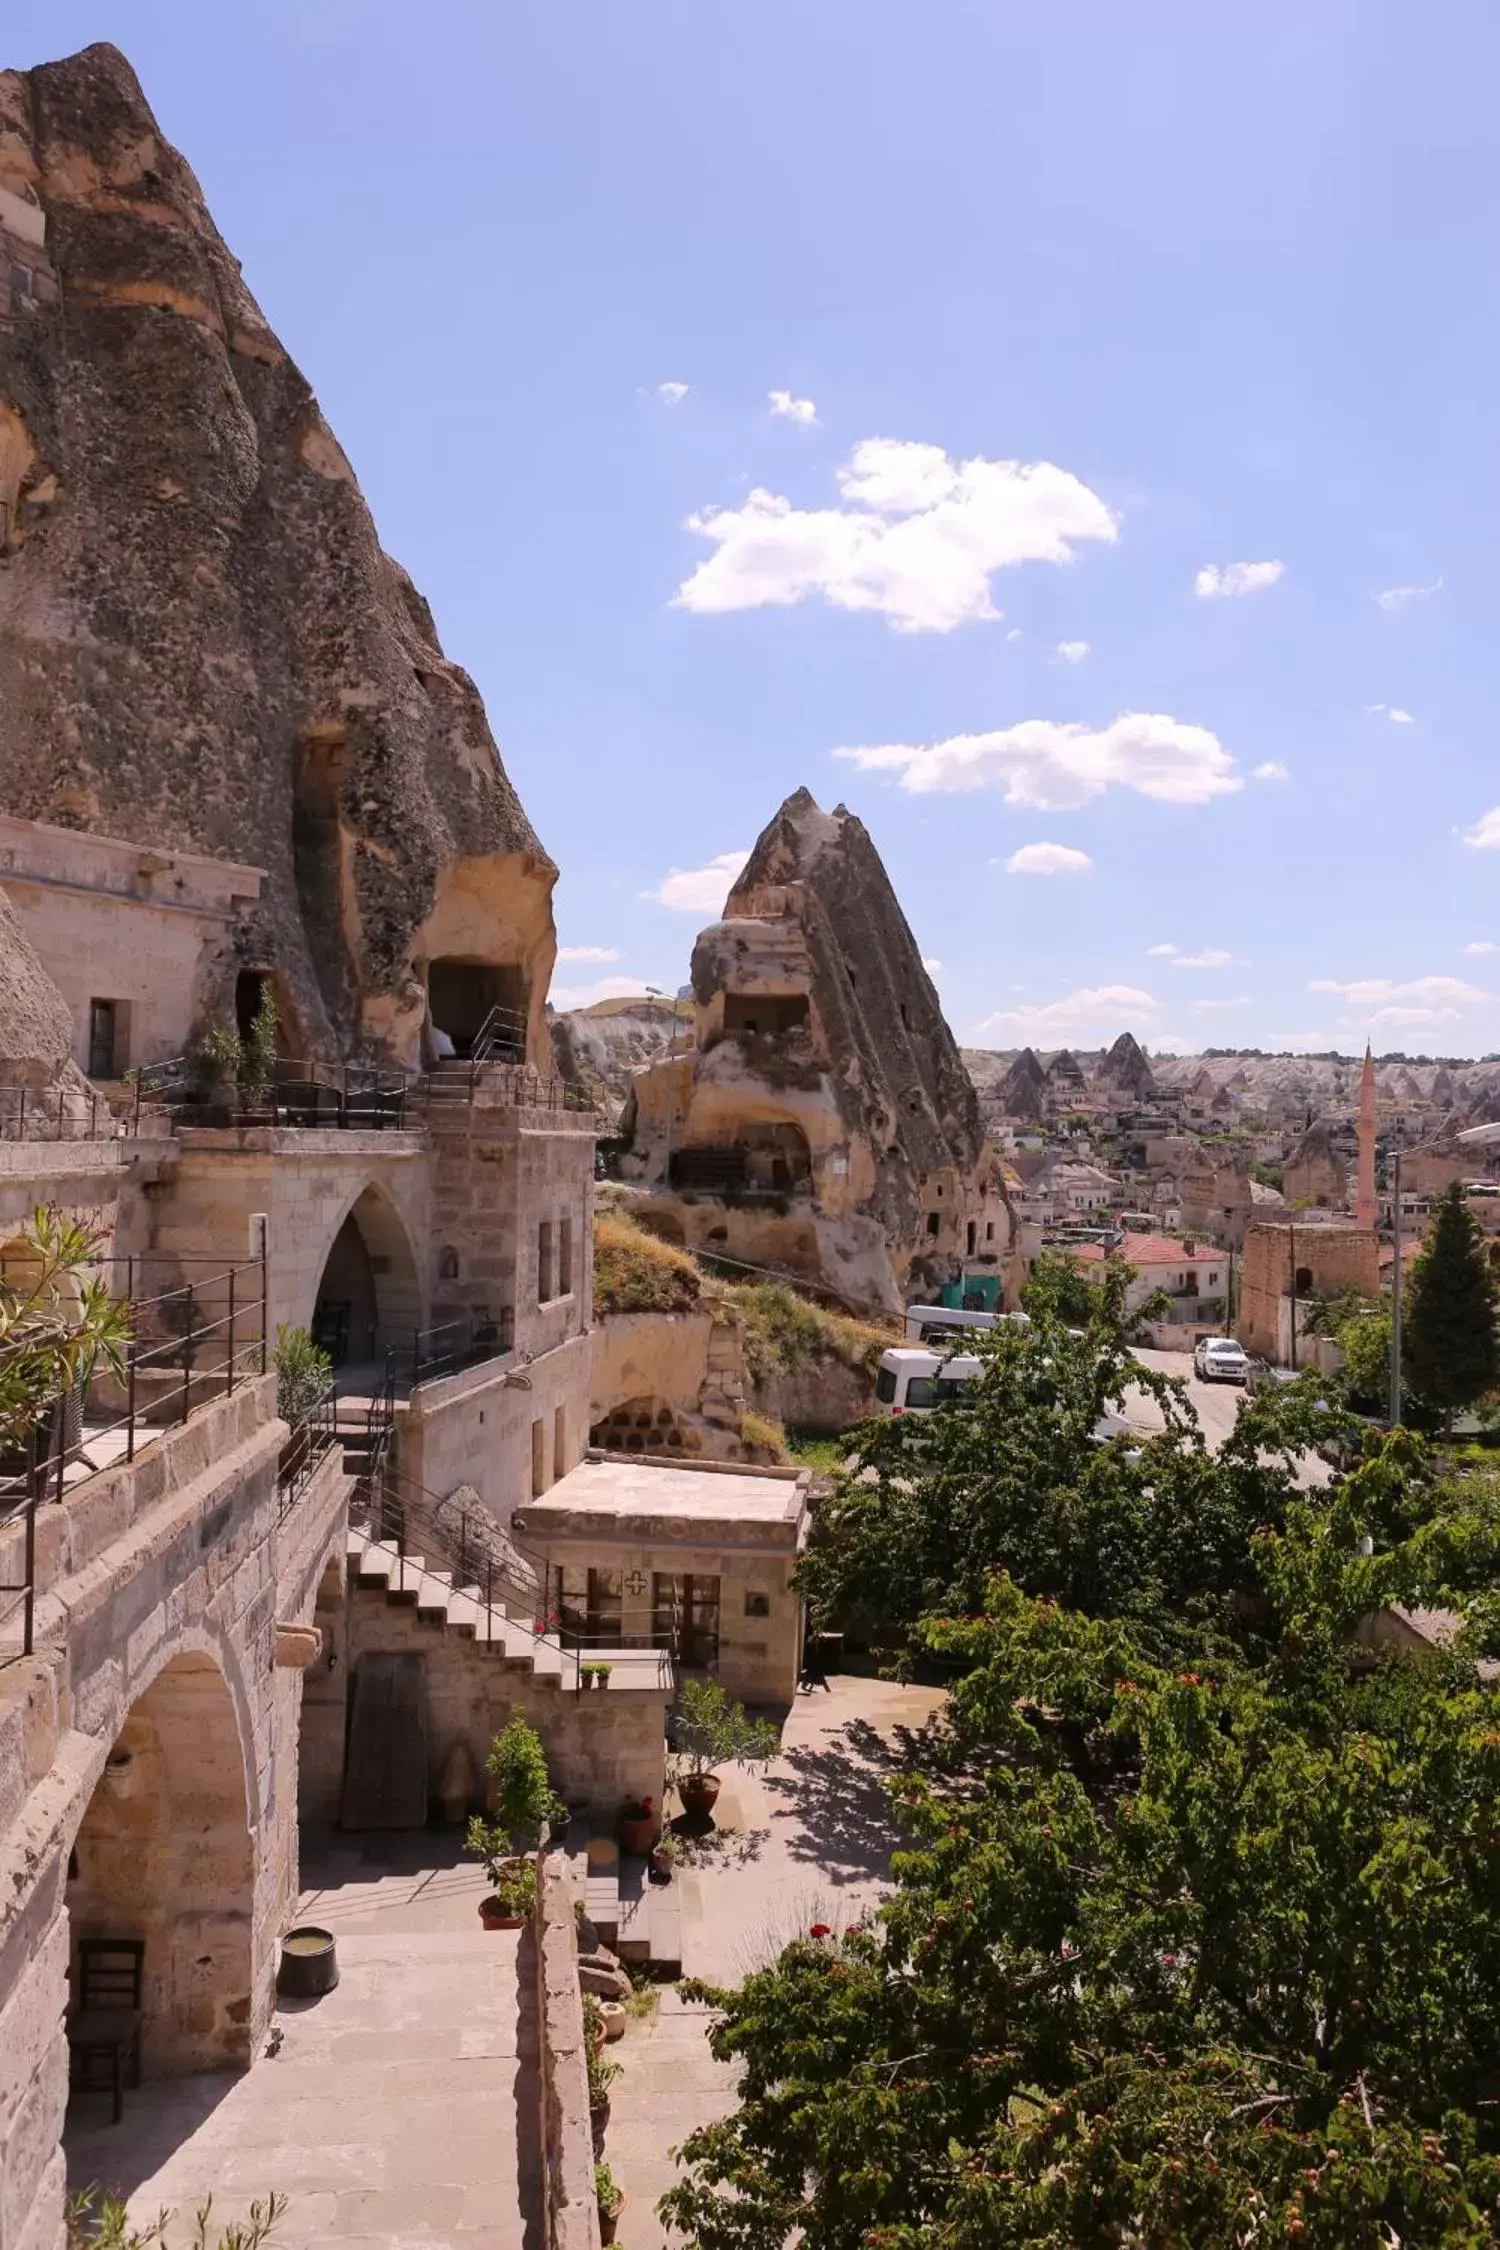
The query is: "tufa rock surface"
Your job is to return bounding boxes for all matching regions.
[618,788,1008,1313]
[0,43,556,1065]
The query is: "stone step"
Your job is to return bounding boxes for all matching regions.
[584,1834,619,1948]
[647,1874,683,1978]
[615,1853,650,1965]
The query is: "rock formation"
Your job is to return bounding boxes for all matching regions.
[0,884,94,1126]
[617,788,1009,1314]
[0,44,556,1068]
[1095,1031,1155,1103]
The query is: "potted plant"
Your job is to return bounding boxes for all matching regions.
[618,1793,655,1856]
[667,1676,780,1826]
[236,983,280,1116]
[586,2032,620,2147]
[595,2161,625,2245]
[192,1024,243,1124]
[466,1715,554,1929]
[649,1831,680,1886]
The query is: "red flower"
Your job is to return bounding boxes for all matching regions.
[809,1923,832,1939]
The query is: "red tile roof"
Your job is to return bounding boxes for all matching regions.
[1072,1234,1224,1267]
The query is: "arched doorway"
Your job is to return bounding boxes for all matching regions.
[67,1651,256,2089]
[311,1183,421,1368]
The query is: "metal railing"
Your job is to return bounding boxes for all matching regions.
[0,1083,127,1143]
[0,1254,268,1656]
[128,1054,414,1135]
[277,1382,340,1514]
[348,1462,677,1693]
[470,1005,529,1065]
[384,1316,514,1392]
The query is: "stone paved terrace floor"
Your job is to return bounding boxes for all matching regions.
[605,1669,947,2247]
[66,1833,541,2249]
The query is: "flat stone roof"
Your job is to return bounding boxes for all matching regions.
[528,1456,806,1527]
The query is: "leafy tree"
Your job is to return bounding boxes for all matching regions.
[1338,1300,1395,1417]
[663,1547,1500,2248]
[1404,1182,1499,1433]
[0,1207,132,1459]
[798,1271,1362,1663]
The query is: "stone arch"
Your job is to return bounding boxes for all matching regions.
[66,1646,258,2082]
[310,1178,422,1366]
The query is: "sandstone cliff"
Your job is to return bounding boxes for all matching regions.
[0,44,556,1066]
[618,788,1009,1313]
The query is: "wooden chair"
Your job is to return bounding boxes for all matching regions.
[68,1938,144,2122]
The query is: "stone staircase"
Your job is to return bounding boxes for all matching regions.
[347,1528,571,1687]
[567,1827,681,1979]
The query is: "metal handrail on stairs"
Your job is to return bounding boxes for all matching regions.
[347,1459,679,1693]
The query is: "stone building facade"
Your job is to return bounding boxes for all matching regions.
[1237,1220,1380,1363]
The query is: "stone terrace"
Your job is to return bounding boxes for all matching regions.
[66,1836,541,2250]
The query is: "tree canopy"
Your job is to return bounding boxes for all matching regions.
[665,1281,1500,2248]
[1403,1182,1499,1431]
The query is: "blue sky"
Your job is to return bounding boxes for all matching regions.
[12,1,1500,1055]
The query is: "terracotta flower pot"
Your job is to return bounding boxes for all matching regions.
[598,2000,627,2042]
[619,1809,656,1856]
[478,1896,525,1931]
[679,1771,721,1824]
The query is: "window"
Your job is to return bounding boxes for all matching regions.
[875,1366,898,1405]
[553,1404,567,1479]
[905,1376,941,1409]
[531,1417,547,1498]
[926,1211,940,1237]
[966,1220,977,1256]
[537,1220,554,1304]
[654,1572,721,1668]
[744,1590,771,1619]
[87,999,120,1079]
[499,1304,515,1352]
[986,1222,995,1242]
[558,1215,573,1297]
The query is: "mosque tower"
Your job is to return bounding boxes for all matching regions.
[1355,1045,1379,1228]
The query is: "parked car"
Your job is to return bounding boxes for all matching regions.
[1194,1336,1251,1384]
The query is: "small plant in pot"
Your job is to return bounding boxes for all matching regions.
[192,1024,243,1124]
[586,2030,620,2147]
[465,1715,554,1929]
[667,1676,780,1826]
[649,1830,680,1885]
[595,2161,625,2245]
[618,1793,656,1856]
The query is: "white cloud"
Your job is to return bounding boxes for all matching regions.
[1055,639,1090,664]
[1000,841,1093,877]
[1253,760,1290,782]
[1194,559,1286,600]
[1367,703,1415,725]
[549,974,650,1011]
[972,983,1172,1046]
[556,945,620,963]
[922,956,944,977]
[1464,942,1500,957]
[768,389,818,426]
[656,381,690,407]
[1146,943,1178,958]
[1169,949,1233,970]
[1191,997,1251,1012]
[640,849,751,914]
[835,712,1241,810]
[1308,974,1488,1028]
[674,436,1118,634]
[1375,578,1442,612]
[1463,808,1500,851]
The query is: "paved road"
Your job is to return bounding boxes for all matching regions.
[1122,1347,1332,1485]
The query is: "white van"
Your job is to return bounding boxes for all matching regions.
[875,1346,983,1414]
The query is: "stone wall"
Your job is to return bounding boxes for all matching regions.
[533,1852,601,2250]
[343,1583,667,1817]
[1237,1222,1379,1362]
[0,1377,348,2250]
[399,1331,593,1527]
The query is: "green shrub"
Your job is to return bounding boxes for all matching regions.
[593,1211,701,1313]
[273,1325,332,1425]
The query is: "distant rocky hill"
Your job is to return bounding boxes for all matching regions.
[549,995,685,1122]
